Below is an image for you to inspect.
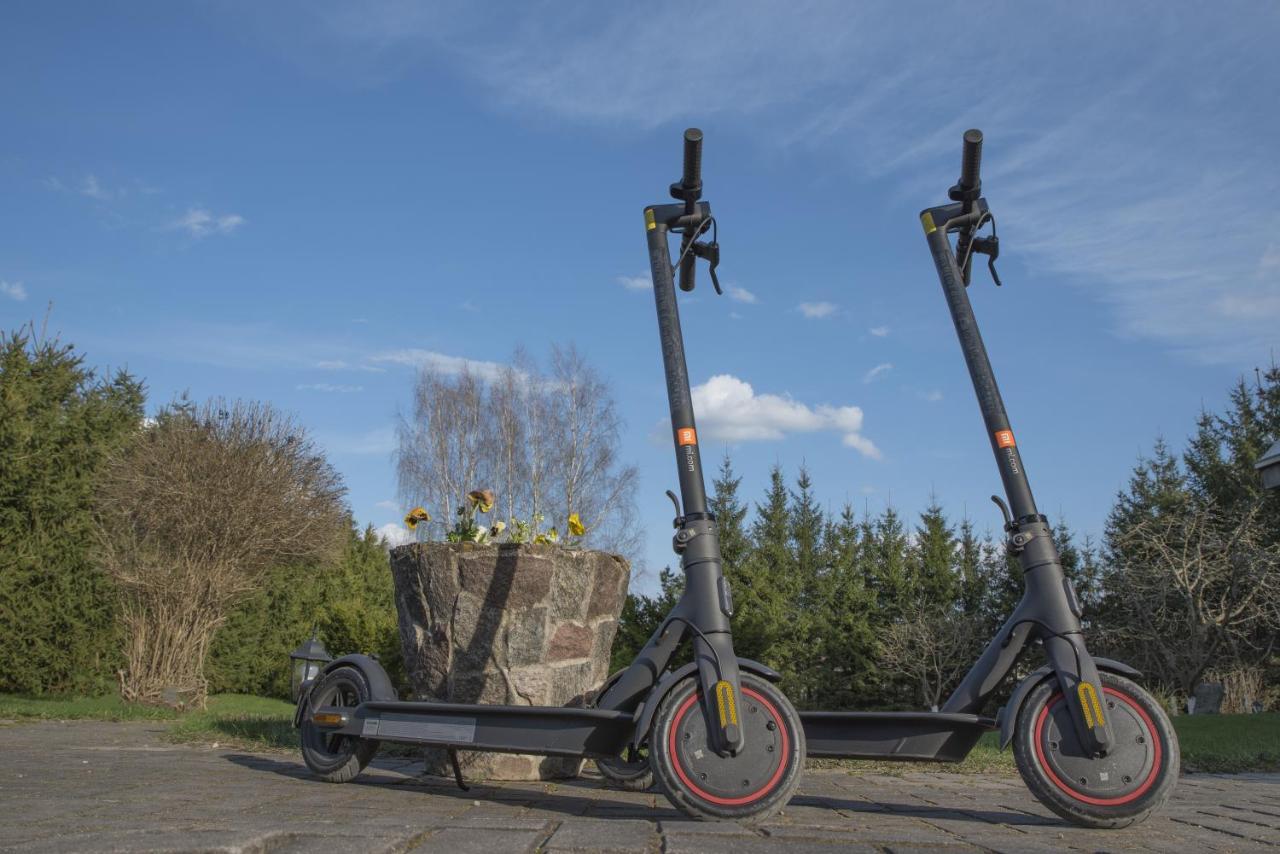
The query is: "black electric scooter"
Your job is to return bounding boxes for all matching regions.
[294,130,805,824]
[597,130,1181,830]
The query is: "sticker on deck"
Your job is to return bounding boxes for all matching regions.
[676,427,697,446]
[995,430,1016,448]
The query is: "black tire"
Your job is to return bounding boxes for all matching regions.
[596,747,654,791]
[1013,671,1178,829]
[650,674,804,824]
[300,666,379,783]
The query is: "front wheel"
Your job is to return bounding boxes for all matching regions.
[650,673,804,824]
[1014,671,1178,828]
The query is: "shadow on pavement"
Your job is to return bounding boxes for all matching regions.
[223,753,1064,826]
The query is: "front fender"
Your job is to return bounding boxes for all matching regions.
[632,657,780,747]
[293,653,398,727]
[996,656,1140,749]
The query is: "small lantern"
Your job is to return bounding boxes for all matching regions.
[1257,439,1280,492]
[289,631,332,701]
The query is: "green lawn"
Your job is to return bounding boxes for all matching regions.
[2,693,1277,773]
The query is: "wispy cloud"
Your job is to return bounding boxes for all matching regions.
[81,175,111,200]
[375,499,399,511]
[316,425,397,456]
[617,273,651,292]
[282,3,1278,364]
[0,281,27,302]
[798,301,837,319]
[368,348,509,382]
[168,207,245,239]
[863,363,893,383]
[685,373,880,459]
[919,389,943,402]
[726,285,757,304]
[869,326,890,337]
[297,383,364,393]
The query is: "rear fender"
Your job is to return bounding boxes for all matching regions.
[293,654,398,727]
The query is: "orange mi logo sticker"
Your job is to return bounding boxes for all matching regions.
[676,427,697,446]
[994,430,1016,448]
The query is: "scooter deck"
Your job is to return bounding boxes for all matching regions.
[800,710,996,761]
[313,700,633,760]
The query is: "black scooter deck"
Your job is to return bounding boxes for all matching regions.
[800,711,996,762]
[315,700,633,760]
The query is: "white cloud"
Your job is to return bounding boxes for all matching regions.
[169,207,245,238]
[863,363,893,383]
[726,285,758,304]
[368,348,509,382]
[919,389,943,402]
[798,301,837,319]
[316,360,349,369]
[869,326,890,337]
[688,374,880,459]
[376,522,416,548]
[375,499,399,511]
[0,281,27,302]
[617,274,651,292]
[296,383,363,393]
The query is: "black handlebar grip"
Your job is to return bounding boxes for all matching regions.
[959,129,983,190]
[681,128,703,189]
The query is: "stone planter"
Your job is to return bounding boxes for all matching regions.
[389,542,630,781]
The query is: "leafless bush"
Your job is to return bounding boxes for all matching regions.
[878,604,986,710]
[1105,501,1280,698]
[96,399,347,706]
[396,345,639,557]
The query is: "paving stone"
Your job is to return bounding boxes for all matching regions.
[544,817,658,851]
[1,721,1278,853]
[406,827,545,853]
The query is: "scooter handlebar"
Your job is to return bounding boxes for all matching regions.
[681,128,703,192]
[959,129,983,192]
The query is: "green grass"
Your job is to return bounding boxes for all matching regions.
[0,692,299,752]
[3,693,1277,773]
[1174,712,1280,773]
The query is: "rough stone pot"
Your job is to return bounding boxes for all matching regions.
[389,542,630,781]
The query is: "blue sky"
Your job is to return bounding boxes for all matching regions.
[3,2,1277,592]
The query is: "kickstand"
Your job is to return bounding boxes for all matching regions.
[447,748,470,792]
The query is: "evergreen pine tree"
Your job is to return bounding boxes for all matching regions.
[0,326,144,694]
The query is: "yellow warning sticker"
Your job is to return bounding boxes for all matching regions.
[714,680,738,728]
[1078,683,1105,728]
[921,211,937,234]
[645,209,656,231]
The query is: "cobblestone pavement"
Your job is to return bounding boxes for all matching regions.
[1,720,1277,852]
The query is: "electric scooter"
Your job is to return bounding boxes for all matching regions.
[596,129,1182,830]
[294,130,805,824]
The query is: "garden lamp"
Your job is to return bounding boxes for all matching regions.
[1257,439,1280,491]
[289,631,331,701]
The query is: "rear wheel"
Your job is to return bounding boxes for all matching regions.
[1014,671,1178,828]
[650,673,804,824]
[596,745,654,791]
[300,666,378,783]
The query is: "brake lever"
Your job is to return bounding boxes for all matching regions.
[971,235,1002,287]
[694,240,722,294]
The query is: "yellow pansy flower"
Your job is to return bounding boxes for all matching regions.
[467,490,496,513]
[404,507,431,529]
[567,513,586,537]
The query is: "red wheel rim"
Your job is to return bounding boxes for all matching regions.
[668,686,790,807]
[1032,686,1162,807]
